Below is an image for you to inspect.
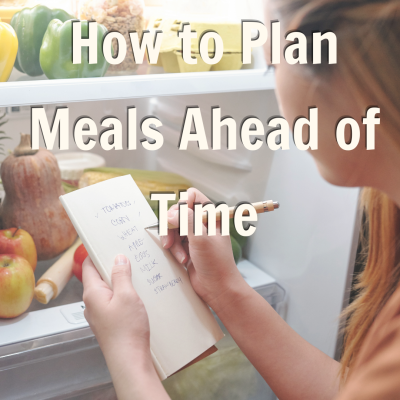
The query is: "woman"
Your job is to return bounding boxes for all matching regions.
[82,0,400,398]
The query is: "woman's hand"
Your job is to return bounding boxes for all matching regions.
[82,255,170,400]
[82,254,150,356]
[160,188,245,310]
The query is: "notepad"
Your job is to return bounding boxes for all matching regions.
[60,175,224,380]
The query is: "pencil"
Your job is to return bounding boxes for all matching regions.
[144,200,280,230]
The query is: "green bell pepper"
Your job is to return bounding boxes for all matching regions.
[40,20,110,79]
[11,5,74,77]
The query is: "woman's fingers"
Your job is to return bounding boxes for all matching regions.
[111,254,135,295]
[182,238,190,256]
[186,206,208,242]
[187,187,211,208]
[160,219,176,249]
[161,188,210,261]
[82,256,111,308]
[167,208,179,228]
[169,229,189,264]
[160,204,179,248]
[82,256,108,290]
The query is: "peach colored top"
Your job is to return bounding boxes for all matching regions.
[338,286,400,399]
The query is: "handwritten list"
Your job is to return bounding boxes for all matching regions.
[94,196,184,297]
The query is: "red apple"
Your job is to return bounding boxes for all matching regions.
[0,228,37,271]
[73,244,88,282]
[0,254,35,318]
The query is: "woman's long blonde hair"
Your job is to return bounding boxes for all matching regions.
[279,0,400,380]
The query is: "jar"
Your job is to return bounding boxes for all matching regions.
[79,0,145,74]
[55,152,106,187]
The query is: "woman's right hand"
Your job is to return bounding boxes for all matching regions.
[160,188,245,309]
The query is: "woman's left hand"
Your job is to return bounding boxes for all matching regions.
[82,255,170,400]
[82,254,150,356]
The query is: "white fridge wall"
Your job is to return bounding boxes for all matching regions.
[153,90,280,204]
[247,139,360,358]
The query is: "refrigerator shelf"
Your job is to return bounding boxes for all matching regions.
[0,68,274,108]
[0,46,274,108]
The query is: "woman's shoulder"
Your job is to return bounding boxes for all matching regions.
[337,285,400,399]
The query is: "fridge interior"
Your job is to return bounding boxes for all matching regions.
[0,0,361,397]
[0,90,360,399]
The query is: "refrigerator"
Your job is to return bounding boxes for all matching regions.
[0,1,360,398]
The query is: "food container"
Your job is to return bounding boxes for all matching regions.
[0,0,26,23]
[55,152,106,187]
[79,0,145,75]
[0,0,78,22]
[147,17,242,73]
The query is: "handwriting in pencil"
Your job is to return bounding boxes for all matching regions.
[129,238,145,251]
[147,273,162,285]
[134,250,151,263]
[111,215,130,226]
[117,226,138,241]
[154,277,183,294]
[101,200,132,214]
[98,196,183,296]
[140,259,158,273]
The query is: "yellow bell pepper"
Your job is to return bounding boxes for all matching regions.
[0,18,18,82]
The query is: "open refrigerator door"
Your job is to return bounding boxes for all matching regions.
[0,1,361,399]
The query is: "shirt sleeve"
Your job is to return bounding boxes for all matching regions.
[337,312,400,400]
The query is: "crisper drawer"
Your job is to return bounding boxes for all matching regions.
[0,260,284,400]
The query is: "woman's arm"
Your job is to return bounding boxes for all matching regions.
[163,188,341,400]
[101,342,167,400]
[82,255,170,400]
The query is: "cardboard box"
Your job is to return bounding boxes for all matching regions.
[148,17,243,73]
[0,7,22,23]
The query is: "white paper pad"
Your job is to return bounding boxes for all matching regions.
[60,175,224,379]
